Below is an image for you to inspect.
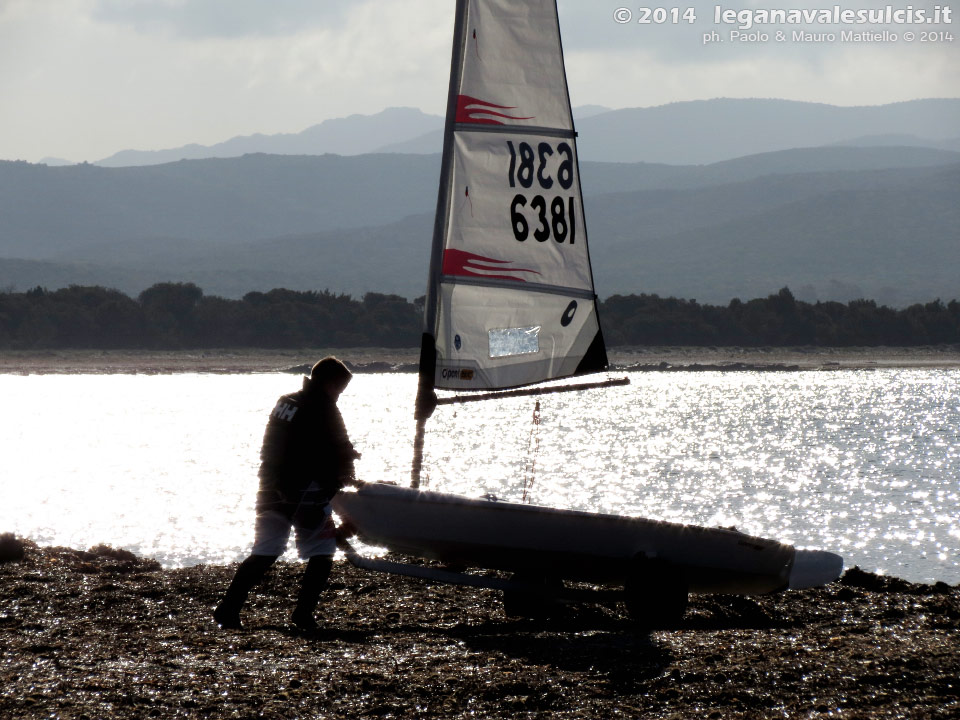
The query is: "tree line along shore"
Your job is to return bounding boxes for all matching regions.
[1,282,959,350]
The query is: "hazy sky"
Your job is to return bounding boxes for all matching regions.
[1,0,957,163]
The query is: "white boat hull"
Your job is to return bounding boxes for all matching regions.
[333,483,843,595]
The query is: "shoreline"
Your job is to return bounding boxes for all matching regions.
[2,345,959,375]
[1,539,958,719]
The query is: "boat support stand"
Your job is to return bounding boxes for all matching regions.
[336,533,623,605]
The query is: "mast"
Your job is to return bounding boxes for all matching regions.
[412,0,469,488]
[410,0,622,488]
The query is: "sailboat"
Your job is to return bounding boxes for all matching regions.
[332,0,842,623]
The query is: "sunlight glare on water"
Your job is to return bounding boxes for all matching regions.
[415,369,960,584]
[0,369,957,582]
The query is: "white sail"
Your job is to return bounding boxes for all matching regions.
[424,0,607,391]
[337,0,843,607]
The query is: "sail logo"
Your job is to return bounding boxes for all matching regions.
[441,367,475,381]
[442,249,540,283]
[456,95,534,125]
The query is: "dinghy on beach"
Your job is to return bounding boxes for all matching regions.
[332,0,842,623]
[335,483,842,594]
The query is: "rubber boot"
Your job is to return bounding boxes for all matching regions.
[290,555,333,631]
[213,554,277,629]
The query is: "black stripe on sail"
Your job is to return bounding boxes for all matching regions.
[441,274,597,300]
[453,123,577,139]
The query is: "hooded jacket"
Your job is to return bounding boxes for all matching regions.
[258,376,359,498]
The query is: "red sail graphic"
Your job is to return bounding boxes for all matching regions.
[442,249,540,282]
[455,95,534,125]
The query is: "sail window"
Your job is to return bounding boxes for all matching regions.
[488,326,540,358]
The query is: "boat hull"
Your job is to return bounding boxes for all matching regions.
[332,483,842,595]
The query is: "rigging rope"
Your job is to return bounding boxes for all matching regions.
[521,399,542,503]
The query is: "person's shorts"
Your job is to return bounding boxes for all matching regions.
[251,482,337,558]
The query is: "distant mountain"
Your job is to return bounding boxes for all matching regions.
[833,134,960,152]
[573,104,613,119]
[0,215,433,301]
[88,99,960,168]
[0,154,441,258]
[7,97,958,310]
[2,148,957,306]
[575,98,960,164]
[578,145,960,196]
[589,164,960,306]
[366,98,960,163]
[5,145,956,262]
[374,130,442,155]
[95,108,443,167]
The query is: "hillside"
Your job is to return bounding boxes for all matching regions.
[595,164,960,306]
[379,100,960,164]
[1,144,957,306]
[95,107,444,167]
[0,154,441,258]
[85,99,960,167]
[575,98,960,164]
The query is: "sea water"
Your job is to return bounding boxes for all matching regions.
[0,369,957,584]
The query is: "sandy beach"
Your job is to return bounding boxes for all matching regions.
[1,345,959,375]
[1,539,958,719]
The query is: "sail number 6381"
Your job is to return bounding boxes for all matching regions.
[506,140,573,190]
[506,140,577,244]
[510,194,576,244]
